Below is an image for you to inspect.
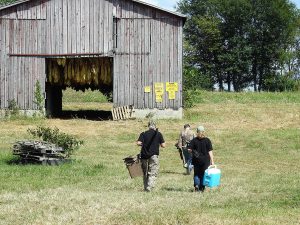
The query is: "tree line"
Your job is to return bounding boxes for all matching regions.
[177,0,300,91]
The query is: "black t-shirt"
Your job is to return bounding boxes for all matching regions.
[138,129,165,159]
[189,137,213,162]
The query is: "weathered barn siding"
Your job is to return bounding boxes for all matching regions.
[113,1,183,109]
[0,0,184,112]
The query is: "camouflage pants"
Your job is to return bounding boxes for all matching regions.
[141,155,159,192]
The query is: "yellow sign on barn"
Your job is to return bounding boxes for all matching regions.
[154,83,164,102]
[144,86,151,93]
[166,82,178,92]
[166,82,178,100]
[168,91,176,100]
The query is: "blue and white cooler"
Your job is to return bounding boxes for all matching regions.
[203,165,221,188]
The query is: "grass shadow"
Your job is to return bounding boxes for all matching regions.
[162,186,189,192]
[161,170,190,176]
[52,110,112,121]
[5,157,73,166]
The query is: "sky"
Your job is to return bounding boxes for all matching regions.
[141,0,300,11]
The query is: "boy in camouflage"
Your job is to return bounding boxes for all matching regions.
[137,120,165,192]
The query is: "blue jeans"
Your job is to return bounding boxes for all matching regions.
[182,147,193,174]
[193,157,210,191]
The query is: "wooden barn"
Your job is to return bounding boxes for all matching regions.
[0,0,186,118]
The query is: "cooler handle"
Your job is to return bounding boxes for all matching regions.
[208,164,217,169]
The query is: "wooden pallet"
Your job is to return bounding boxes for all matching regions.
[111,105,135,121]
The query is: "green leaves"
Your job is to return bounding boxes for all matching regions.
[27,126,83,157]
[178,0,300,91]
[0,0,15,6]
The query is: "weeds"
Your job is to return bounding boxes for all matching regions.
[27,126,83,157]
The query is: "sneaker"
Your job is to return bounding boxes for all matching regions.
[188,164,193,173]
[183,163,188,168]
[194,185,199,192]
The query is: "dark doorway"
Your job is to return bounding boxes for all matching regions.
[45,57,113,120]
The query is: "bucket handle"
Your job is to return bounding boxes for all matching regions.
[208,164,217,169]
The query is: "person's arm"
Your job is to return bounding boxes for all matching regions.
[160,133,166,148]
[136,133,143,146]
[177,132,182,149]
[188,139,194,153]
[209,150,214,165]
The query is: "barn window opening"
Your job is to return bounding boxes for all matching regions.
[45,57,113,120]
[113,17,119,49]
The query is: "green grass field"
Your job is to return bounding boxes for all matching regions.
[0,90,300,225]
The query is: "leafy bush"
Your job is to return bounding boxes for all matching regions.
[263,74,300,92]
[183,89,195,108]
[33,80,44,113]
[27,126,83,157]
[6,99,20,116]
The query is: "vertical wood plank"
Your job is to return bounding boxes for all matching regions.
[62,0,68,53]
[1,20,5,107]
[99,0,104,53]
[178,19,183,109]
[108,0,113,52]
[76,0,81,52]
[103,0,108,54]
[169,18,175,109]
[89,0,94,53]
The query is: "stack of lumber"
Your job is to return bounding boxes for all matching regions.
[112,105,135,121]
[12,140,68,165]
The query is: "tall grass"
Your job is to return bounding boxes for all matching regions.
[191,90,300,104]
[0,91,300,224]
[62,88,108,103]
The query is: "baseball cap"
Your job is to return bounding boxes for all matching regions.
[148,120,156,128]
[197,125,205,132]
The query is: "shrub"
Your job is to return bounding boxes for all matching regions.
[6,99,20,116]
[183,89,195,108]
[33,80,44,113]
[27,126,83,157]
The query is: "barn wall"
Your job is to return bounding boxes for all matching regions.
[0,0,183,111]
[113,0,183,110]
[0,18,46,109]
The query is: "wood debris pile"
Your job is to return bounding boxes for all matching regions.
[12,140,68,165]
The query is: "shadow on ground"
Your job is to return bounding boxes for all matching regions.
[53,110,112,121]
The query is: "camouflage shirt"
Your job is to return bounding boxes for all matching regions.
[178,129,195,148]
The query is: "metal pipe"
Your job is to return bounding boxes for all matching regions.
[8,53,110,57]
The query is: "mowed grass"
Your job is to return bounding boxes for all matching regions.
[0,90,300,225]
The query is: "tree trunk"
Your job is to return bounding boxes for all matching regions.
[227,74,231,92]
[252,59,258,91]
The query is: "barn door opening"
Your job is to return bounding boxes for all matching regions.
[45,57,113,120]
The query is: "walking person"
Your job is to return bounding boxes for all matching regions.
[188,125,214,192]
[177,124,195,174]
[136,120,165,192]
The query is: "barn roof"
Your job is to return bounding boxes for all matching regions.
[0,0,187,20]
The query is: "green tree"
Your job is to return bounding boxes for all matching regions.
[0,0,15,6]
[179,0,225,90]
[248,0,299,91]
[178,0,300,91]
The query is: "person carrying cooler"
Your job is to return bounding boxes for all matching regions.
[188,125,214,192]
